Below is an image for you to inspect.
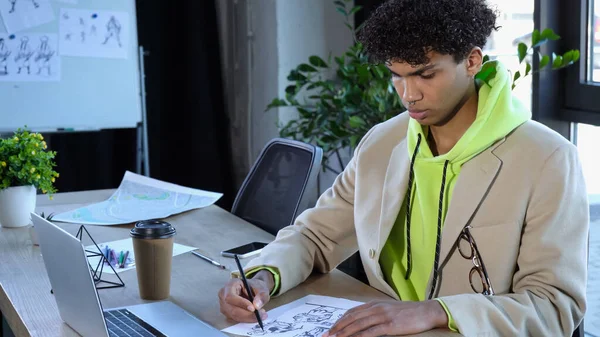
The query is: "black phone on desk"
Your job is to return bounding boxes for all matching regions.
[221,242,268,258]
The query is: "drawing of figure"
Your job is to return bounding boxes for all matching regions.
[14,36,33,75]
[8,0,39,13]
[8,0,16,13]
[79,17,86,42]
[292,306,343,327]
[102,16,122,47]
[0,38,11,75]
[90,25,97,37]
[247,320,303,336]
[293,327,329,337]
[34,35,54,76]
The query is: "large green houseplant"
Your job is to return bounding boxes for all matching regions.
[267,0,579,174]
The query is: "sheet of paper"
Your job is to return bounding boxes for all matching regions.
[222,295,364,337]
[53,0,76,4]
[0,33,60,81]
[52,171,223,225]
[59,8,128,59]
[85,238,197,274]
[0,0,55,34]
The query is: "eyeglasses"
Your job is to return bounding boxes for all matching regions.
[458,225,495,296]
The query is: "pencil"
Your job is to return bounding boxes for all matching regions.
[233,254,264,331]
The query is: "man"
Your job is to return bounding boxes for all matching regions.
[218,0,589,336]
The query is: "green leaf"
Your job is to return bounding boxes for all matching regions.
[350,135,360,149]
[573,50,581,62]
[266,98,287,110]
[334,0,345,7]
[285,85,297,95]
[562,50,574,66]
[475,62,497,87]
[513,70,521,83]
[482,54,490,63]
[348,5,362,16]
[336,7,347,16]
[525,62,532,76]
[298,63,317,72]
[518,43,528,63]
[552,53,563,69]
[348,116,366,128]
[541,28,560,41]
[357,65,369,84]
[309,55,328,68]
[531,29,541,47]
[287,70,307,82]
[539,55,550,68]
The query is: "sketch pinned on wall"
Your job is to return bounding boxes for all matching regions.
[0,0,55,34]
[0,33,60,81]
[59,8,128,59]
[223,295,363,337]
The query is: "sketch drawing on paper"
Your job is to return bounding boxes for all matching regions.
[293,327,329,337]
[247,320,303,336]
[292,305,345,328]
[34,35,54,76]
[8,0,39,14]
[0,38,11,75]
[102,16,122,47]
[14,36,33,75]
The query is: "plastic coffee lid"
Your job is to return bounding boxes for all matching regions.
[130,220,176,239]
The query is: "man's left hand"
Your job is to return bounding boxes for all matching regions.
[322,300,448,337]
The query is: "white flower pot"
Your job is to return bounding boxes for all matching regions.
[0,185,36,228]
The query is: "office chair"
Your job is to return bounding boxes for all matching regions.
[231,138,323,236]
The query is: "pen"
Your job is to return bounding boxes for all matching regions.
[191,251,226,270]
[121,250,129,268]
[234,254,264,332]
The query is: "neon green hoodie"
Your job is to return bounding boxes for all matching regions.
[379,60,531,327]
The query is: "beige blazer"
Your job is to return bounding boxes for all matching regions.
[245,113,589,337]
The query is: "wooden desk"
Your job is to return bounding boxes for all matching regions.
[0,190,456,337]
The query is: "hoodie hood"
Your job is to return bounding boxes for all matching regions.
[407,60,532,164]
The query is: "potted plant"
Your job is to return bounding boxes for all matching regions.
[0,128,59,228]
[267,0,579,174]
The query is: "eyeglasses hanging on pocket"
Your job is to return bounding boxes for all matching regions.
[458,225,495,296]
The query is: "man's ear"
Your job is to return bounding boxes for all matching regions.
[465,47,483,77]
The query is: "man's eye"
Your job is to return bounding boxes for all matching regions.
[420,73,435,79]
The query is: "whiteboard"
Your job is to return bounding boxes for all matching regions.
[0,0,141,132]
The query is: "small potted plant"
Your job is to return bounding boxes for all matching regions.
[0,128,59,228]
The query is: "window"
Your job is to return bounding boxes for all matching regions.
[483,0,534,110]
[562,0,600,117]
[573,122,600,336]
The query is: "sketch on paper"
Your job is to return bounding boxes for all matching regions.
[0,0,54,34]
[222,295,364,337]
[247,321,303,336]
[0,33,60,81]
[293,327,329,337]
[291,305,345,328]
[0,38,11,75]
[59,8,129,59]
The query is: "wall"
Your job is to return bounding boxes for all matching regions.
[217,0,354,203]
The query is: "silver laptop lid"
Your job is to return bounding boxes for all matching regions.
[32,213,110,337]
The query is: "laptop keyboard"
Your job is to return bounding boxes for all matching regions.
[104,309,167,337]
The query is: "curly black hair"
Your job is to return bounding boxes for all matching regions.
[357,0,499,65]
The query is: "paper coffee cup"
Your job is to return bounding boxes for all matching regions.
[130,220,176,300]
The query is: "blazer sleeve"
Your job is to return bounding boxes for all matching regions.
[241,126,378,295]
[439,143,589,336]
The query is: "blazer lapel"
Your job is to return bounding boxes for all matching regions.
[438,145,504,265]
[377,139,411,255]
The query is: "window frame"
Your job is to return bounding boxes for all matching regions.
[561,0,600,125]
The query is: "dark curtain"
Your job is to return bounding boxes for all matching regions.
[136,0,234,209]
[44,0,234,210]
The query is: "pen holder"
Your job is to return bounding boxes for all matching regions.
[75,225,125,290]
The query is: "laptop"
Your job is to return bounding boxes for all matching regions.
[32,213,227,337]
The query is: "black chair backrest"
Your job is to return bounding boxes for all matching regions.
[231,138,322,236]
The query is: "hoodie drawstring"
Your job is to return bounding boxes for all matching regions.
[404,134,421,280]
[428,159,449,299]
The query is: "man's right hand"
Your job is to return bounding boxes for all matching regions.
[218,270,274,323]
